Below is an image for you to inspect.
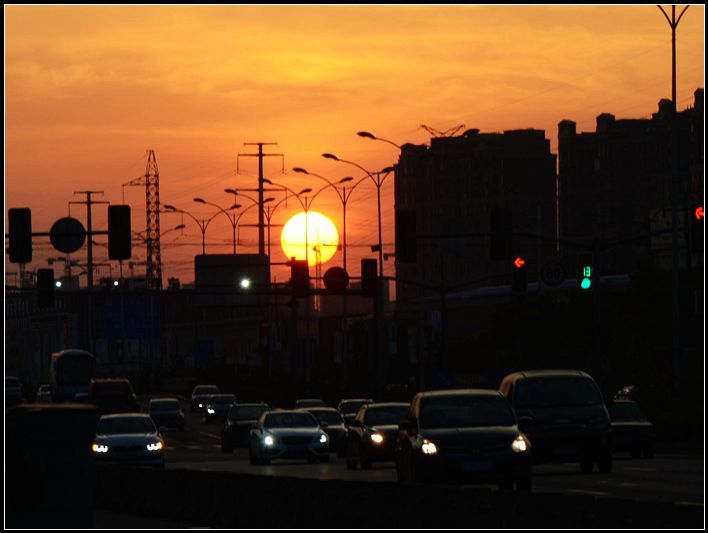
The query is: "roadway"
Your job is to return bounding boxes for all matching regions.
[152,404,704,507]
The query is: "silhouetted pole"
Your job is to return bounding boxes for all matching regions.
[658,4,690,396]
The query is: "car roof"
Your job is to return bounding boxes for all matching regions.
[301,407,339,413]
[149,397,180,403]
[417,389,502,398]
[193,384,219,390]
[363,402,410,408]
[99,413,151,420]
[502,369,591,382]
[267,409,314,415]
[232,402,269,408]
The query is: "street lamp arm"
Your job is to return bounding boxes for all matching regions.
[343,175,371,204]
[199,199,237,228]
[262,180,307,211]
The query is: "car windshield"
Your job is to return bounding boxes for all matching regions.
[210,395,236,405]
[609,402,645,421]
[97,416,156,435]
[420,395,515,429]
[264,412,318,428]
[150,400,180,412]
[340,401,370,415]
[56,357,96,386]
[310,410,344,425]
[514,377,603,408]
[194,386,219,395]
[230,405,269,421]
[38,384,51,393]
[364,406,410,426]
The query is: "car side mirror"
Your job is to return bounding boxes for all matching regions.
[320,422,329,429]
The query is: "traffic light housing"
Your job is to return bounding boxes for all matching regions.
[108,205,132,260]
[579,253,593,290]
[690,203,704,253]
[361,258,378,298]
[395,210,417,263]
[490,208,512,260]
[8,208,32,264]
[37,268,55,309]
[512,256,527,293]
[290,259,309,298]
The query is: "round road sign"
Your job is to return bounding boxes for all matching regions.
[323,266,349,291]
[50,217,86,254]
[540,260,565,287]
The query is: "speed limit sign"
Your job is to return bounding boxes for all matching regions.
[540,260,565,287]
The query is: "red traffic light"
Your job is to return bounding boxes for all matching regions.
[514,256,526,269]
[695,206,704,221]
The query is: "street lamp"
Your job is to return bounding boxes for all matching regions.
[163,204,223,255]
[194,198,241,254]
[357,131,402,150]
[321,153,394,277]
[292,167,362,273]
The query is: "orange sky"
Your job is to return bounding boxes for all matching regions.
[5,5,705,286]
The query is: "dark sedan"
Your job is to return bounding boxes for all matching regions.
[204,394,237,423]
[190,384,220,412]
[303,407,348,456]
[608,400,655,458]
[148,398,185,432]
[222,403,271,453]
[345,402,410,469]
[338,398,373,425]
[396,389,533,491]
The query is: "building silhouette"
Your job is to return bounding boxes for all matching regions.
[394,128,558,306]
[558,88,704,274]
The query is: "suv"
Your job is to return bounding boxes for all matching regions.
[191,384,220,412]
[88,378,139,415]
[499,369,612,473]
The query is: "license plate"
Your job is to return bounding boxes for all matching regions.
[461,460,492,473]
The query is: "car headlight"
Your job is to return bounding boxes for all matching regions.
[421,439,438,455]
[511,435,530,453]
[319,433,328,444]
[370,433,384,444]
[264,435,275,447]
[207,408,215,414]
[92,443,108,453]
[146,441,163,452]
[198,403,203,408]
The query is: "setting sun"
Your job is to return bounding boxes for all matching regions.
[281,211,339,267]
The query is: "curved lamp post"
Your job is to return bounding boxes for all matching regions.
[194,198,241,254]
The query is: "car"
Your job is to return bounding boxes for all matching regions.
[607,399,655,459]
[221,403,271,452]
[295,398,326,409]
[301,407,348,456]
[396,389,533,490]
[346,402,410,469]
[249,410,329,464]
[36,384,52,403]
[499,369,612,474]
[92,413,165,469]
[148,398,185,432]
[337,398,374,425]
[6,376,24,407]
[191,384,220,412]
[87,378,139,415]
[204,394,237,423]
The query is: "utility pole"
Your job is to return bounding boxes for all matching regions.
[237,143,283,256]
[71,191,108,290]
[658,4,690,397]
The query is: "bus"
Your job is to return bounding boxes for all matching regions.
[50,349,97,402]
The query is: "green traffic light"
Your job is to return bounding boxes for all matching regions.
[580,278,592,290]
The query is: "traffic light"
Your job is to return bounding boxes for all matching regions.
[690,203,704,253]
[290,259,309,298]
[37,268,55,309]
[512,256,527,293]
[578,253,593,290]
[8,208,32,264]
[490,208,512,260]
[395,210,417,263]
[361,258,378,298]
[108,205,132,260]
